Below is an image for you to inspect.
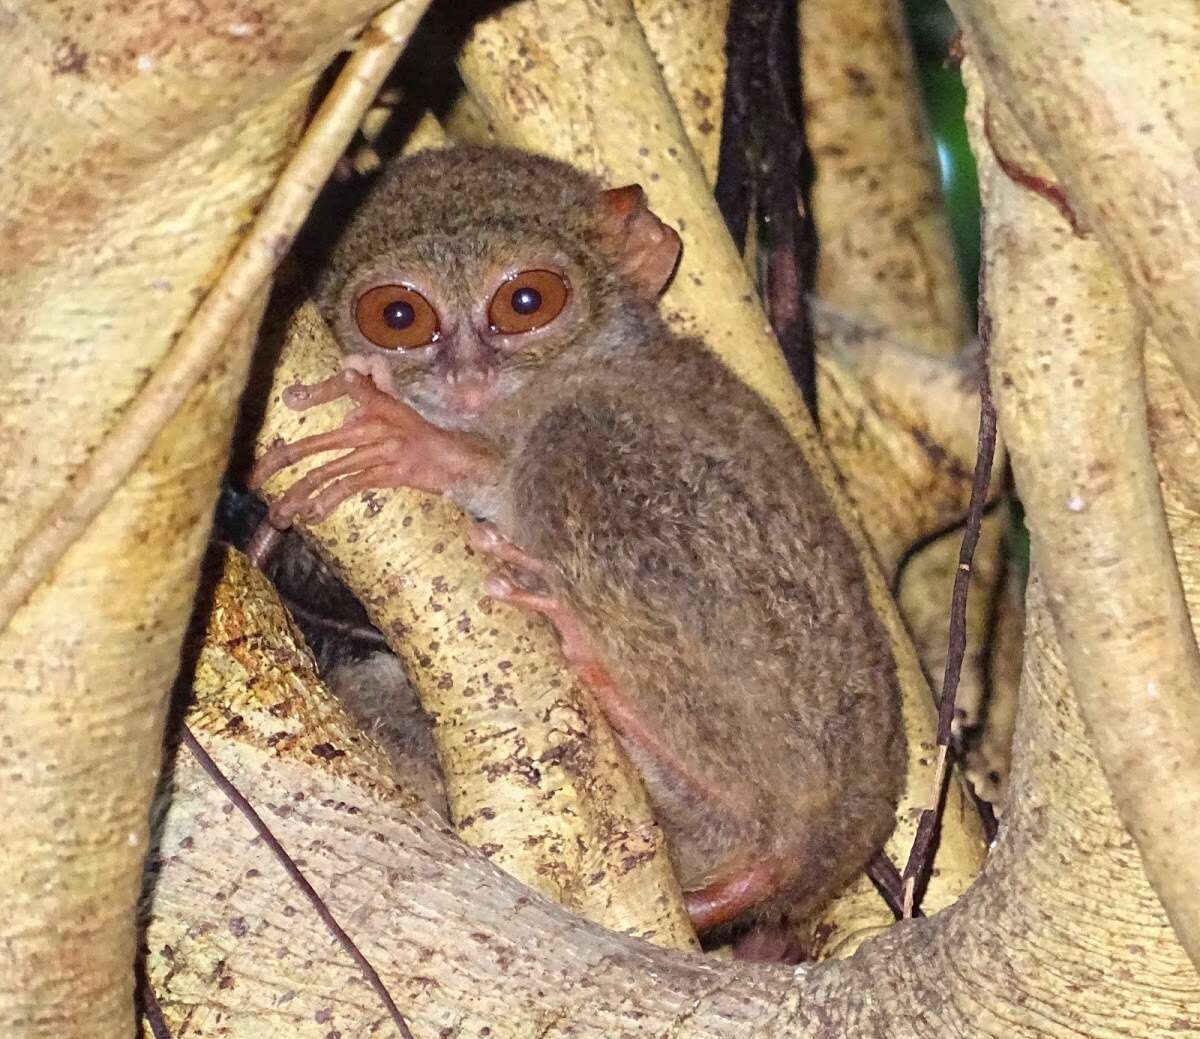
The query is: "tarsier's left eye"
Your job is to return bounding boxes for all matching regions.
[488,269,569,334]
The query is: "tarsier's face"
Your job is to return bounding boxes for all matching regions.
[333,237,592,429]
[319,147,682,430]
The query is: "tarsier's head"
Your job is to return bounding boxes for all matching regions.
[315,146,682,428]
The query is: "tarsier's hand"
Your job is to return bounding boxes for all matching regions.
[250,369,494,527]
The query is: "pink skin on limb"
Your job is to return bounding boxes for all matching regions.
[250,368,493,527]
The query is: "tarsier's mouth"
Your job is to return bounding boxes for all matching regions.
[402,376,500,427]
[440,372,500,417]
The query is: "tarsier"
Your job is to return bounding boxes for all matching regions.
[252,146,905,952]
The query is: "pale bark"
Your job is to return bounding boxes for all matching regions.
[0,298,263,1039]
[962,49,1200,969]
[0,3,429,1035]
[811,303,985,573]
[0,1,431,631]
[962,551,1024,806]
[948,0,1200,407]
[145,504,1200,1036]
[800,0,968,353]
[149,553,782,1034]
[631,0,728,183]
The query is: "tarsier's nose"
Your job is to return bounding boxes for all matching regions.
[442,368,497,416]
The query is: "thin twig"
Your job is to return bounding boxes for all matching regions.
[866,851,920,921]
[968,778,999,845]
[180,726,417,1038]
[0,1,430,636]
[901,290,998,916]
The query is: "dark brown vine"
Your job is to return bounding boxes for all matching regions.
[715,0,820,418]
[901,278,999,914]
[180,726,416,1039]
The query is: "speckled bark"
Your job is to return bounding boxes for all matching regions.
[800,0,967,351]
[0,2,422,1035]
[143,532,1200,1035]
[631,0,728,183]
[961,41,1200,969]
[948,0,1200,408]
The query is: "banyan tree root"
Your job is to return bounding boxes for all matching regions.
[962,41,1200,971]
[0,4,431,1035]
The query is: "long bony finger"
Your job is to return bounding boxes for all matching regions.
[267,442,397,525]
[281,371,357,410]
[248,420,393,489]
[299,465,399,523]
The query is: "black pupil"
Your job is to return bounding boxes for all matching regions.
[511,286,542,316]
[383,299,415,330]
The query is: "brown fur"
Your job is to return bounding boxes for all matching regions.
[309,145,905,934]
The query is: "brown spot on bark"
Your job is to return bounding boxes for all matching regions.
[310,742,344,761]
[52,38,88,74]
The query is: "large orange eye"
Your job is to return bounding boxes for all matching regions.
[488,269,569,334]
[354,284,440,350]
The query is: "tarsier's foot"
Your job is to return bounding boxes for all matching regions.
[730,920,809,965]
[683,861,784,933]
[469,523,605,679]
[686,861,810,962]
[246,517,285,570]
[250,369,493,527]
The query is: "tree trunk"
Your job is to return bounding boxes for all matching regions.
[144,539,1198,1035]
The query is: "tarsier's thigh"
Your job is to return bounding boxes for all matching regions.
[506,516,796,882]
[564,603,784,888]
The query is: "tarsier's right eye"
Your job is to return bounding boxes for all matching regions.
[355,284,440,350]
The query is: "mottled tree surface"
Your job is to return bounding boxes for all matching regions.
[3,0,1200,1036]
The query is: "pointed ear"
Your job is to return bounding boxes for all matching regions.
[598,184,682,301]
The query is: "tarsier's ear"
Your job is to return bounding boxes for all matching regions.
[598,185,682,301]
